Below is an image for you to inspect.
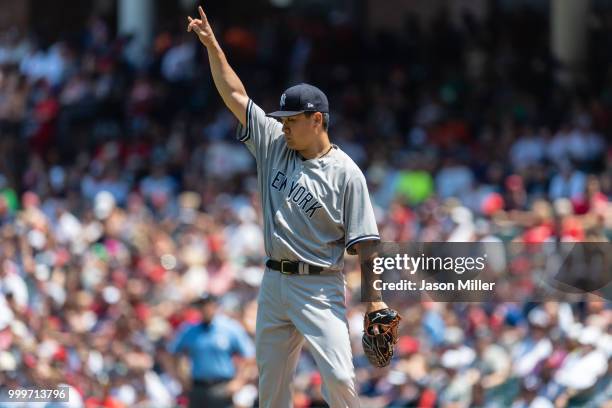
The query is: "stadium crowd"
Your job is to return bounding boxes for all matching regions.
[0,3,610,407]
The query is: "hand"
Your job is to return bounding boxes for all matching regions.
[187,6,217,48]
[366,301,389,334]
[362,306,401,367]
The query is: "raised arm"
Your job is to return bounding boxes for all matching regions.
[187,6,249,125]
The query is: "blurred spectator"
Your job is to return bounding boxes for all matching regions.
[548,162,587,202]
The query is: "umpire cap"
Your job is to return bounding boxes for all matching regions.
[267,83,329,118]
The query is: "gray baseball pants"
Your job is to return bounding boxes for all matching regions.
[255,268,360,408]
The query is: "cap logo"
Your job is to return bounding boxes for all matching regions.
[280,93,287,108]
[307,103,314,108]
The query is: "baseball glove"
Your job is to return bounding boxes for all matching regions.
[362,308,401,368]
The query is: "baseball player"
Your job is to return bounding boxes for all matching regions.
[187,6,398,407]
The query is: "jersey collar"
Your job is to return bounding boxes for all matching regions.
[298,144,338,162]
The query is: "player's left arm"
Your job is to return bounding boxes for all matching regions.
[356,240,402,368]
[343,171,386,312]
[354,240,388,313]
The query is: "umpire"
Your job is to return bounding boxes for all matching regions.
[169,293,255,408]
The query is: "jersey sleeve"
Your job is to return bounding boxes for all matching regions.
[344,172,380,255]
[235,99,284,161]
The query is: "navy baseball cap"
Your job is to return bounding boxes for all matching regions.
[267,83,329,118]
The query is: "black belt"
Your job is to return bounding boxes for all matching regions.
[266,259,326,275]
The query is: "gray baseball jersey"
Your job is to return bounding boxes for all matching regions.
[236,99,379,269]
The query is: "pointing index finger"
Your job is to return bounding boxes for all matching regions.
[198,6,207,21]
